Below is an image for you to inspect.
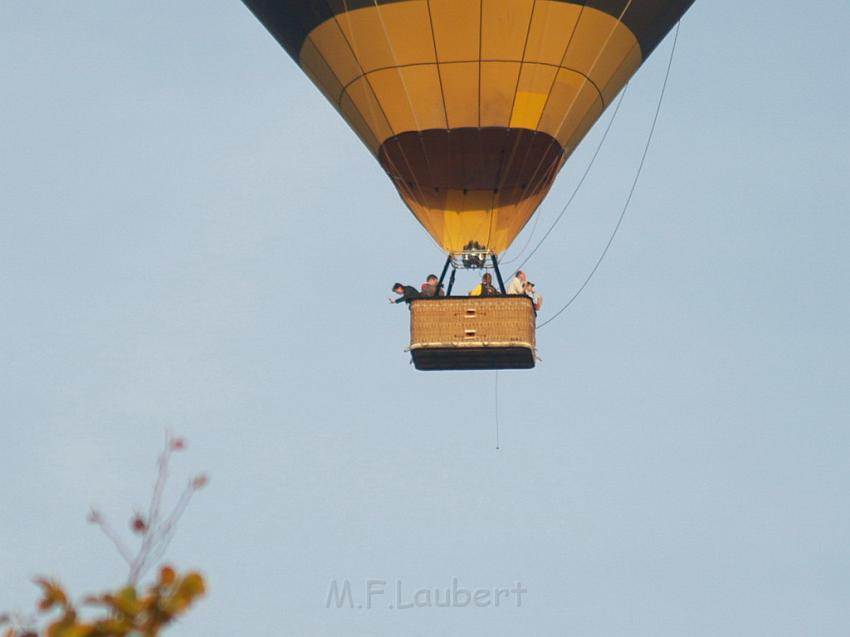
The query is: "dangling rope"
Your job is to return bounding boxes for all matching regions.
[494,371,500,450]
[538,22,682,330]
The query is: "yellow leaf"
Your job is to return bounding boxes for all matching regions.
[94,618,131,635]
[176,573,205,599]
[34,578,68,611]
[55,625,96,637]
[113,586,139,616]
[159,566,176,587]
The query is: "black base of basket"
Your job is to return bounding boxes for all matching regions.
[411,346,536,371]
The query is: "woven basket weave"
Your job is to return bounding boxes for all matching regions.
[408,296,536,370]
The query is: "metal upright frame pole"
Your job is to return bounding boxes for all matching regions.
[435,255,452,295]
[446,268,457,296]
[491,254,507,294]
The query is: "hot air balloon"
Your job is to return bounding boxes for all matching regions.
[243,0,695,370]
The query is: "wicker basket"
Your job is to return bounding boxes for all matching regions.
[408,296,537,370]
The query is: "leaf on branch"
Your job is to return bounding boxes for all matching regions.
[51,624,94,637]
[130,515,147,535]
[159,566,176,587]
[34,579,68,612]
[190,474,208,490]
[44,606,78,637]
[174,573,206,607]
[156,571,206,618]
[93,617,131,635]
[112,587,140,617]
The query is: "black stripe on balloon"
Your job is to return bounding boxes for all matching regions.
[242,0,695,65]
[241,0,408,62]
[587,0,695,59]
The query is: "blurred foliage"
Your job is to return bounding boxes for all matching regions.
[1,566,205,637]
[1,435,207,637]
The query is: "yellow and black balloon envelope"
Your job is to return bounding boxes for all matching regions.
[244,0,695,254]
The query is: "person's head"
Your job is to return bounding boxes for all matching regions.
[526,282,535,291]
[392,283,404,294]
[515,270,526,282]
[482,273,492,285]
[426,274,438,284]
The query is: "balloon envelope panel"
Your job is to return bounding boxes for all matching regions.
[244,0,695,254]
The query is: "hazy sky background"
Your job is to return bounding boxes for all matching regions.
[2,2,849,635]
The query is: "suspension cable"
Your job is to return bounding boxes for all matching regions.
[506,85,629,269]
[538,22,681,330]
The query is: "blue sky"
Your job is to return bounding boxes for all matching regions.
[2,2,849,635]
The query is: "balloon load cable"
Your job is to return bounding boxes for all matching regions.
[501,84,629,268]
[537,22,682,330]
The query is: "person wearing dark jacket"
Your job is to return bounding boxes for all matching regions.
[389,283,420,305]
